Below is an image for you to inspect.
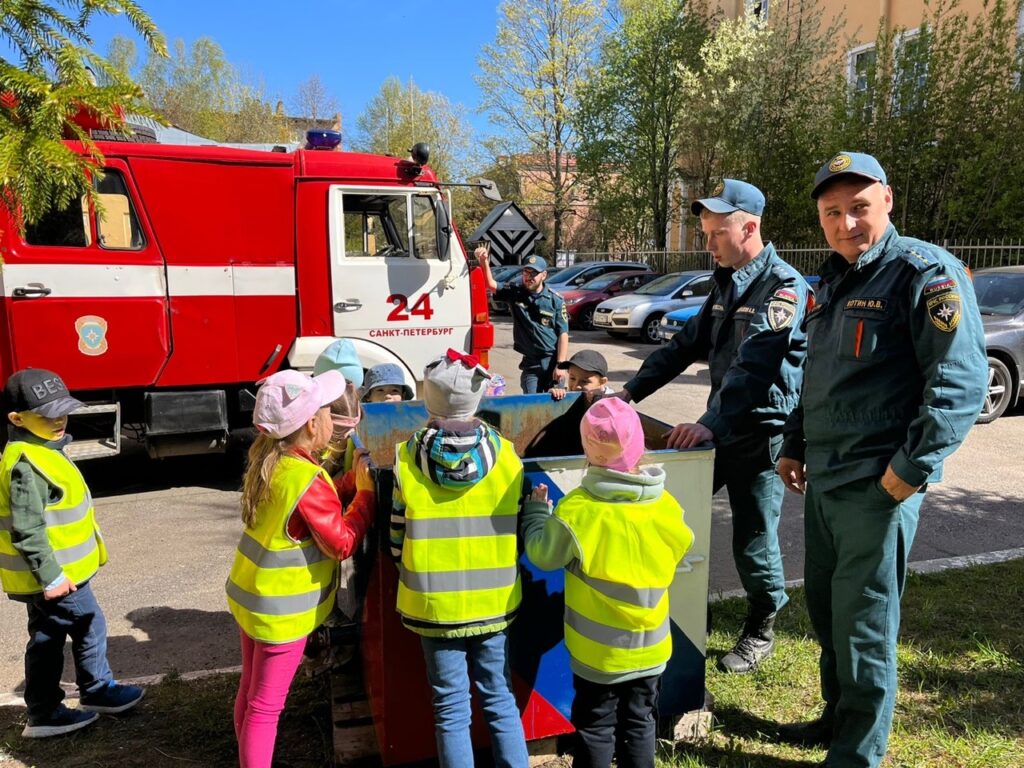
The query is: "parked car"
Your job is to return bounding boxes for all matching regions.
[560,270,662,330]
[974,266,1024,423]
[546,261,652,294]
[594,271,714,344]
[488,265,564,314]
[658,274,821,342]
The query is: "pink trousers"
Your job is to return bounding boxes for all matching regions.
[233,628,307,768]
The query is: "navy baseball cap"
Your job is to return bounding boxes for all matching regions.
[691,179,766,217]
[4,368,84,419]
[557,350,608,377]
[523,254,548,272]
[812,152,888,199]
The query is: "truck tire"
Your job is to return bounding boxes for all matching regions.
[977,355,1013,424]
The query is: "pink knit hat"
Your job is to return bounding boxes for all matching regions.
[580,398,645,472]
[253,369,347,439]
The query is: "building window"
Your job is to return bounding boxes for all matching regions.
[746,0,769,22]
[893,29,929,113]
[848,43,876,94]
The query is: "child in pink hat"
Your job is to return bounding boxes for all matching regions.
[522,397,693,768]
[227,369,376,768]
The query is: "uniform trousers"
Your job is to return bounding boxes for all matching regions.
[804,476,923,768]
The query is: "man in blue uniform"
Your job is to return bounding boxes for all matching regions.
[775,152,987,768]
[616,180,808,674]
[477,248,569,393]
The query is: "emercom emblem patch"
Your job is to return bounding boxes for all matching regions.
[927,292,961,332]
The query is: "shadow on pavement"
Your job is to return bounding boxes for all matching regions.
[7,606,238,699]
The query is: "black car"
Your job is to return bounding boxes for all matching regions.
[974,266,1024,423]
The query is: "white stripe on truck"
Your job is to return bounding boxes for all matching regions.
[0,263,296,298]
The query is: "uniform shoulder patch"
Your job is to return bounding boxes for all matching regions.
[926,290,961,332]
[767,296,797,331]
[924,275,957,295]
[895,239,941,273]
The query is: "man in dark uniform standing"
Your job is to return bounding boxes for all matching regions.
[616,179,808,674]
[776,152,986,768]
[477,248,569,393]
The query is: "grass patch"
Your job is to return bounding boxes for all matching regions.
[0,668,332,767]
[658,559,1024,767]
[1,561,1021,767]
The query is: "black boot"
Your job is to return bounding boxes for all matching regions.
[717,611,776,673]
[777,709,834,748]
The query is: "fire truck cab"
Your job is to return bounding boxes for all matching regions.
[0,140,493,459]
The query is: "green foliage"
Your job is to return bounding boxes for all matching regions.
[131,36,287,144]
[353,76,475,182]
[832,0,1024,243]
[0,0,166,227]
[478,0,606,254]
[576,0,710,249]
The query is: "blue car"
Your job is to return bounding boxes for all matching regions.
[658,275,820,342]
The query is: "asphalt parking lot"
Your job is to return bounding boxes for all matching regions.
[1,316,1022,701]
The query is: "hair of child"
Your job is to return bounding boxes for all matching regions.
[240,430,302,527]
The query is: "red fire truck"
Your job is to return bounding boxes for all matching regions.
[0,137,494,459]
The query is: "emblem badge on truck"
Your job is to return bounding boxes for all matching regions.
[75,315,109,356]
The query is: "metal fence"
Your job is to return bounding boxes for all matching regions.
[569,238,1024,275]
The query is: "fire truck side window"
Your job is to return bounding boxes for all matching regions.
[95,170,144,250]
[412,195,439,260]
[23,169,142,250]
[24,197,91,247]
[340,193,411,258]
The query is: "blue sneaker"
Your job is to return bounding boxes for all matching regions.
[79,681,145,714]
[22,704,99,738]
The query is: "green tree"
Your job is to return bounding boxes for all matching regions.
[576,0,711,249]
[354,76,475,182]
[0,0,166,227]
[129,35,285,144]
[477,0,606,255]
[677,0,841,244]
[833,0,1024,243]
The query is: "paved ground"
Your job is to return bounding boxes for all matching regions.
[2,316,1022,700]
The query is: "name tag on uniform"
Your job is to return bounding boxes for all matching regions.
[538,308,554,327]
[711,303,725,317]
[735,305,757,316]
[844,298,888,313]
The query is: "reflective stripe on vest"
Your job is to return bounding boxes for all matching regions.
[0,442,105,595]
[395,435,523,629]
[226,456,338,644]
[555,486,693,674]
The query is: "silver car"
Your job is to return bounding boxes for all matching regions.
[593,271,714,344]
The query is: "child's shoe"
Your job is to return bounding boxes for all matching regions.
[22,704,98,738]
[79,681,145,714]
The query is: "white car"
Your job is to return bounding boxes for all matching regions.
[593,271,714,344]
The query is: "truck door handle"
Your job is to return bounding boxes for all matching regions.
[333,299,363,312]
[12,283,52,298]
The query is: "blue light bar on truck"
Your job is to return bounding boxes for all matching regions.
[306,129,341,150]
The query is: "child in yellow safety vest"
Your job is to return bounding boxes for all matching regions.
[390,349,529,768]
[0,368,145,738]
[523,397,694,768]
[226,369,375,768]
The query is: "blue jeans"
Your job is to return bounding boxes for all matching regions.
[23,581,113,721]
[420,630,528,768]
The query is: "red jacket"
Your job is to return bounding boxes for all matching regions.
[286,447,374,559]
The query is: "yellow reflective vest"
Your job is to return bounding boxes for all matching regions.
[0,441,106,596]
[395,436,522,633]
[554,488,693,675]
[226,456,338,644]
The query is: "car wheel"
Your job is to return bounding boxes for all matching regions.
[641,314,664,344]
[977,356,1013,424]
[579,306,596,331]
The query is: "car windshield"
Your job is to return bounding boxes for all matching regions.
[546,264,591,284]
[634,273,688,296]
[975,273,1024,316]
[579,274,620,290]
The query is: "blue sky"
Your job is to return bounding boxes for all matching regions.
[84,0,502,136]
